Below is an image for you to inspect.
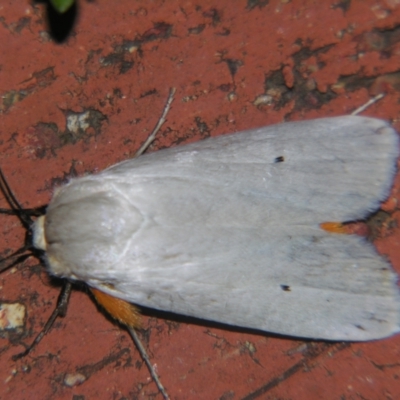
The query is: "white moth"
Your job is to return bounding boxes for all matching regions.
[31,114,400,342]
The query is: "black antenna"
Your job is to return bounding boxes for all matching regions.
[0,168,32,229]
[0,167,47,271]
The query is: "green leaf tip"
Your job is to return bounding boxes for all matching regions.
[50,0,75,13]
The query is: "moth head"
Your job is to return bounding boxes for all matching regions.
[32,215,47,252]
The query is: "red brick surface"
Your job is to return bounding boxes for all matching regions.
[1,1,400,399]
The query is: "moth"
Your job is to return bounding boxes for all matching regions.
[34,114,400,341]
[1,92,400,398]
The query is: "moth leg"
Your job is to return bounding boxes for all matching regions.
[351,93,384,115]
[90,289,169,400]
[12,281,72,360]
[134,87,176,158]
[90,288,141,328]
[127,326,169,400]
